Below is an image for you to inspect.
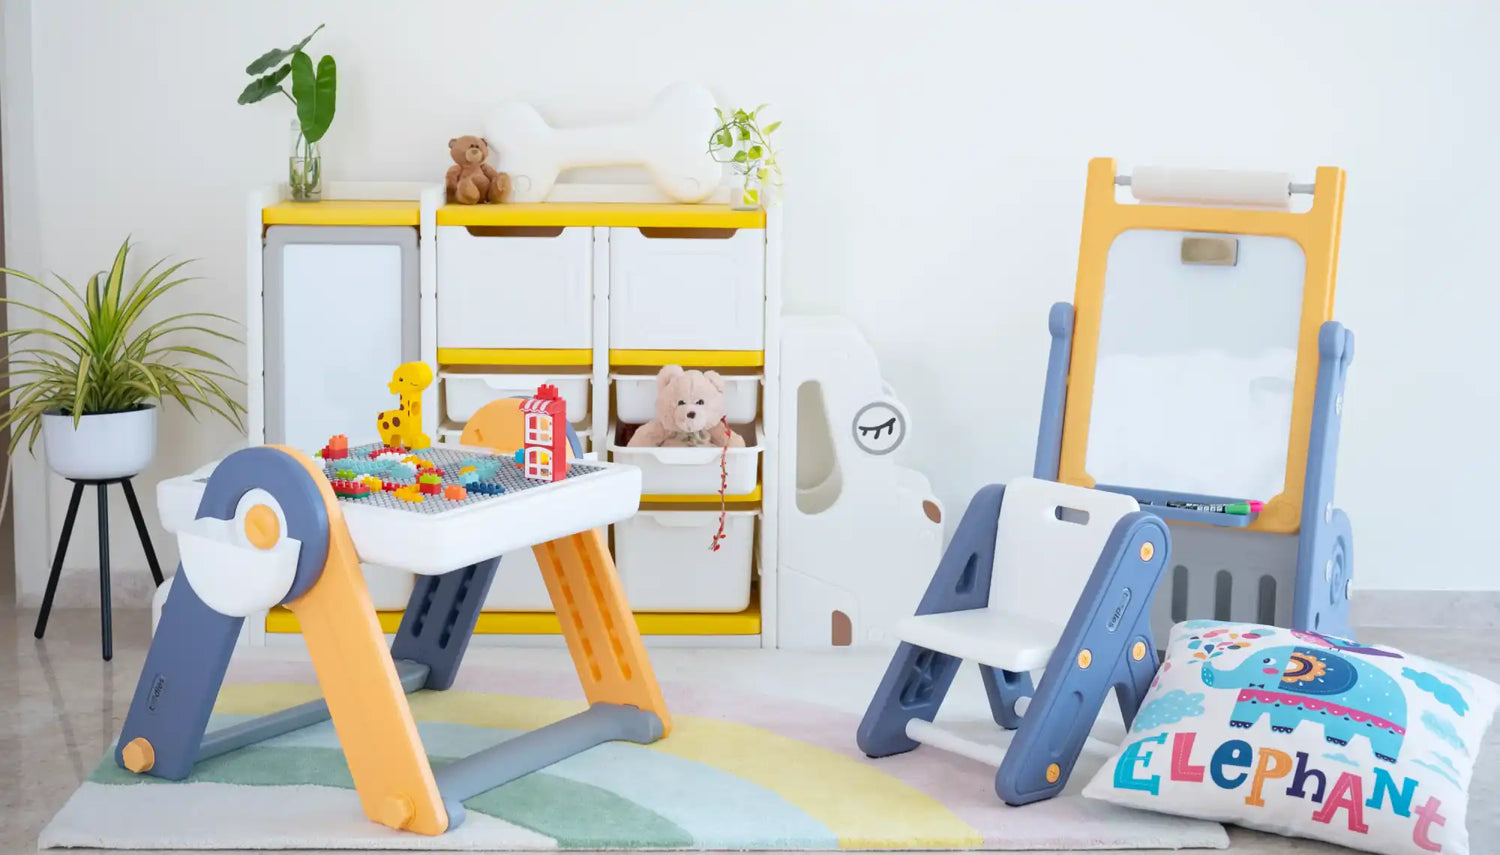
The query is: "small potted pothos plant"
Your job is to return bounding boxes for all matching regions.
[237,24,337,202]
[709,105,783,210]
[0,239,246,480]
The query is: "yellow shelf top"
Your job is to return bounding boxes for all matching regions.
[642,485,763,505]
[437,202,765,229]
[437,348,594,367]
[266,601,761,635]
[263,199,420,226]
[611,349,765,368]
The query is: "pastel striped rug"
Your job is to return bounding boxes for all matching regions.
[41,656,1225,850]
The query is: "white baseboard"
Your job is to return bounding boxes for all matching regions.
[1354,590,1500,630]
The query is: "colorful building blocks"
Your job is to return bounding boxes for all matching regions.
[520,384,568,483]
[393,484,425,503]
[330,478,373,499]
[444,484,467,501]
[378,362,434,450]
[320,434,350,460]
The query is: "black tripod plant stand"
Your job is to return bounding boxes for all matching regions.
[34,477,165,661]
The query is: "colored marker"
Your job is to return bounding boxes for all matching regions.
[1166,500,1263,515]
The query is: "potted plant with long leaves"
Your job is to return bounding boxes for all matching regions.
[237,24,337,201]
[0,239,246,481]
[708,104,783,210]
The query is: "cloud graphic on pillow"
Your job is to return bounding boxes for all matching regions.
[1133,690,1205,730]
[1403,668,1470,716]
[1420,710,1468,755]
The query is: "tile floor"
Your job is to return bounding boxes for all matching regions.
[1,605,1495,855]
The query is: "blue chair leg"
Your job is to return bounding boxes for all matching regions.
[981,666,1035,730]
[996,512,1171,805]
[857,485,1006,757]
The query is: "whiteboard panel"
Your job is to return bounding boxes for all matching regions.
[281,243,402,451]
[1084,229,1306,500]
[262,224,421,453]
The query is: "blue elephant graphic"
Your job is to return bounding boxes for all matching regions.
[1200,645,1407,763]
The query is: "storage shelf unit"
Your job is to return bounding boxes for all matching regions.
[248,184,782,646]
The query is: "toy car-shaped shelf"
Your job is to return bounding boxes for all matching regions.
[157,441,642,575]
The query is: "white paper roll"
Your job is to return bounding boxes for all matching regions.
[1129,166,1293,210]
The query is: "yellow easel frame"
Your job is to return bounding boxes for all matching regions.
[1058,157,1345,535]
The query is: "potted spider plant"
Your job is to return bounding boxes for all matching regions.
[0,239,246,480]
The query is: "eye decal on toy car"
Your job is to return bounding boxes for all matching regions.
[851,402,907,456]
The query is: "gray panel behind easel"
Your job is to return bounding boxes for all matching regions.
[262,226,419,450]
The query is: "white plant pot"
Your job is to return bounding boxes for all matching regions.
[42,405,158,479]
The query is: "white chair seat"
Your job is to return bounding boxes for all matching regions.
[894,608,1064,672]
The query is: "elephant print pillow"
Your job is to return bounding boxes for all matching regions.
[1083,621,1498,855]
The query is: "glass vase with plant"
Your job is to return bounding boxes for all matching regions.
[0,239,246,482]
[708,105,783,210]
[237,25,338,202]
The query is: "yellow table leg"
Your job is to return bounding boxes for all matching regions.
[533,529,672,735]
[276,447,448,835]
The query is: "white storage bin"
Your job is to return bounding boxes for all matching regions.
[437,225,592,350]
[443,372,590,423]
[615,510,756,612]
[484,546,554,612]
[609,423,762,496]
[609,227,765,351]
[612,372,760,425]
[363,563,415,611]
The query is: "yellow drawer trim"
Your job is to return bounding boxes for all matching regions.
[266,603,761,635]
[641,485,763,505]
[610,349,764,368]
[437,203,765,229]
[263,200,420,226]
[438,348,593,367]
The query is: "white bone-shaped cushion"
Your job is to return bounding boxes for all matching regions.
[177,489,303,618]
[486,82,723,203]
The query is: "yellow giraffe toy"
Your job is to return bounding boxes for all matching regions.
[378,362,434,449]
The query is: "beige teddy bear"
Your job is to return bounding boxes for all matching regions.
[627,365,746,448]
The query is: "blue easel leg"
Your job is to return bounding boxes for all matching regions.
[116,570,243,779]
[389,557,501,691]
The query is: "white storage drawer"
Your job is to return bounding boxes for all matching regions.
[437,225,592,350]
[612,372,760,425]
[609,227,765,351]
[609,423,762,496]
[484,546,554,612]
[443,372,590,423]
[363,563,415,611]
[615,511,756,612]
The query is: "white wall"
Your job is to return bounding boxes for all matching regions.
[4,0,1497,604]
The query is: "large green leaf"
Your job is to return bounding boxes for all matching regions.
[245,24,323,75]
[237,64,291,105]
[291,52,337,143]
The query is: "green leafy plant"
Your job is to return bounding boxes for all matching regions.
[237,24,337,199]
[0,239,246,455]
[708,105,783,206]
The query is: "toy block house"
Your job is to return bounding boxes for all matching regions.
[521,384,568,482]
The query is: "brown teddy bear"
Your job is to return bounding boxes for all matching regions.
[446,136,511,204]
[627,365,746,448]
